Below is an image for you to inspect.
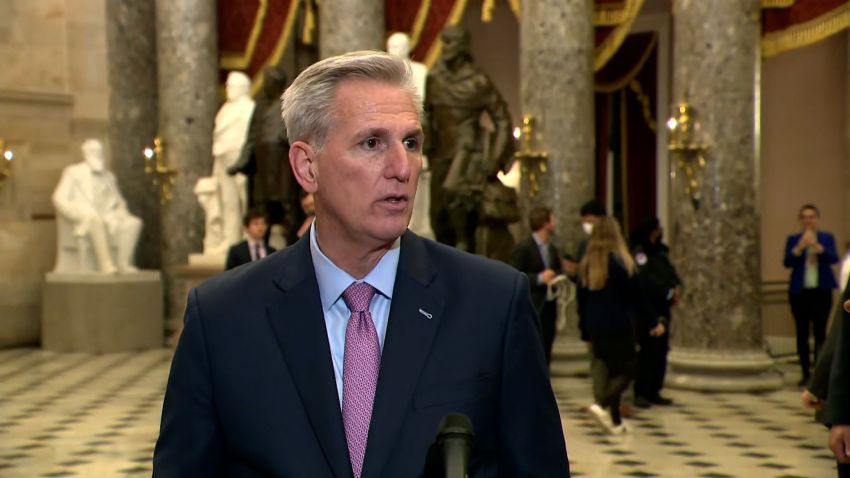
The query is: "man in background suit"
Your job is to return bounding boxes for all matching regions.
[511,206,563,366]
[224,209,276,270]
[826,294,850,474]
[153,51,569,477]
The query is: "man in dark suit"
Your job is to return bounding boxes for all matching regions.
[784,203,839,386]
[224,209,276,270]
[824,294,850,476]
[511,206,563,366]
[153,51,569,477]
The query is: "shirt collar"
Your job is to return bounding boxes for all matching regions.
[532,232,547,247]
[309,221,401,312]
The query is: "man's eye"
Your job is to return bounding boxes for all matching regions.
[362,137,380,150]
[403,137,420,151]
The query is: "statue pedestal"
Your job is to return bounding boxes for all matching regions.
[42,271,163,353]
[188,252,225,267]
[168,263,224,346]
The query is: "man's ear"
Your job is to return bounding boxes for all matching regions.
[289,141,318,193]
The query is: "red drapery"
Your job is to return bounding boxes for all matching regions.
[594,32,658,235]
[385,0,467,65]
[218,0,299,91]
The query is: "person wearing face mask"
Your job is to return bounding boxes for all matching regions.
[630,216,681,408]
[563,200,606,276]
[52,139,142,274]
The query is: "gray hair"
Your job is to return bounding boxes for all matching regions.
[280,50,422,148]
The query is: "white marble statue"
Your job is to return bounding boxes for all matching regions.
[387,32,434,239]
[194,177,227,256]
[387,32,427,100]
[52,139,142,274]
[212,71,255,246]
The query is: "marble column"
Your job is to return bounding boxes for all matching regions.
[667,0,781,391]
[520,0,595,374]
[319,0,384,59]
[155,0,218,324]
[106,0,160,270]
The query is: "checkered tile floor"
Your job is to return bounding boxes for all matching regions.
[0,348,839,477]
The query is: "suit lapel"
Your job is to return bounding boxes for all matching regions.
[362,232,446,478]
[267,236,352,478]
[528,237,544,272]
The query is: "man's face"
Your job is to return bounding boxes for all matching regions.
[246,217,268,240]
[303,80,423,250]
[800,208,819,230]
[544,214,556,234]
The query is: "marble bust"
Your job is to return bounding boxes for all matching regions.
[386,32,427,101]
[212,71,255,246]
[52,139,142,274]
[387,32,434,239]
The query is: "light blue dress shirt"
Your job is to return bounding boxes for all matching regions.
[309,222,400,408]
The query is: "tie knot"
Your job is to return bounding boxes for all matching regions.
[342,282,376,313]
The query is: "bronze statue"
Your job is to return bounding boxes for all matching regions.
[228,66,302,245]
[424,26,515,259]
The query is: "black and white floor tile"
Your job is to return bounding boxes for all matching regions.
[0,348,840,477]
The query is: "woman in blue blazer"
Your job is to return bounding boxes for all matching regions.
[784,204,839,386]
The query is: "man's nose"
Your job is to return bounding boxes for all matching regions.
[385,141,416,181]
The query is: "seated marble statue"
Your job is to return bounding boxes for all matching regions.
[212,71,255,246]
[52,139,142,274]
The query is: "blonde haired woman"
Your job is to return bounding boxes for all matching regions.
[579,216,664,434]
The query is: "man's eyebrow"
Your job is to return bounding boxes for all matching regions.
[405,128,424,139]
[353,127,423,139]
[354,127,390,138]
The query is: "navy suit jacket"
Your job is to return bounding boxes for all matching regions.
[784,230,839,293]
[510,235,562,313]
[153,230,569,477]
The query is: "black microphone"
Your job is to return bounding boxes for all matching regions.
[424,413,475,478]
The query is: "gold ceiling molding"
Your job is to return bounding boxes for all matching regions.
[250,0,301,95]
[762,2,850,57]
[220,0,270,70]
[594,0,644,71]
[424,0,469,68]
[594,0,638,26]
[761,0,796,8]
[409,0,432,50]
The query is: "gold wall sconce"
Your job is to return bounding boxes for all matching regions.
[514,115,549,198]
[667,101,709,208]
[0,138,14,186]
[143,136,177,204]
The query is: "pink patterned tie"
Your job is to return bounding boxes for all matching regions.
[341,282,380,478]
